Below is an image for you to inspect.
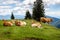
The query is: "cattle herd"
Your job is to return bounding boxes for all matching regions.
[3,20,26,26]
[2,17,53,28]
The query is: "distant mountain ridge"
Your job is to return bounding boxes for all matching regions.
[54,20,60,28]
[46,16,60,25]
[0,15,10,20]
[46,16,60,28]
[0,15,25,20]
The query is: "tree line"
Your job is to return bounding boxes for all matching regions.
[11,0,45,21]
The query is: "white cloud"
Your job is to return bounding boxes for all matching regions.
[23,0,36,5]
[4,1,19,4]
[12,0,35,15]
[0,6,12,9]
[45,11,60,18]
[43,0,60,6]
[0,9,12,15]
[0,0,20,5]
[13,7,20,10]
[13,6,31,15]
[43,0,60,18]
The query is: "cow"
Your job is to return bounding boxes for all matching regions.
[40,17,53,24]
[31,21,42,28]
[15,20,21,26]
[3,20,13,26]
[20,21,26,26]
[15,20,26,26]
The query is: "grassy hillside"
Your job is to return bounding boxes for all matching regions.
[0,20,60,40]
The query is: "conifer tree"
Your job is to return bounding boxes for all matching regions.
[25,10,31,19]
[11,12,15,19]
[32,0,45,21]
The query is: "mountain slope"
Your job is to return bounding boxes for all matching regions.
[54,20,60,28]
[0,20,60,40]
[46,16,60,25]
[46,16,60,28]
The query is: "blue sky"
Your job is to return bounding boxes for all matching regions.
[0,0,60,18]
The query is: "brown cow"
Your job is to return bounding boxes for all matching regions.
[3,20,13,26]
[15,20,21,26]
[15,20,26,26]
[40,17,53,24]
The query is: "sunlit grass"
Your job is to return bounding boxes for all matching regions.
[0,20,60,40]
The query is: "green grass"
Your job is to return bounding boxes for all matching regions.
[0,20,60,40]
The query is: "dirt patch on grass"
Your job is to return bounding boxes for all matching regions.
[21,37,44,40]
[4,31,11,34]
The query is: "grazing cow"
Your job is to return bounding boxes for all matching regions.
[3,20,13,26]
[31,21,42,28]
[40,17,53,24]
[15,20,26,26]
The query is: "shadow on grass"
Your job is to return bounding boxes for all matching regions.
[21,37,44,40]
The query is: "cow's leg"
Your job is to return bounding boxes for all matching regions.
[48,22,50,24]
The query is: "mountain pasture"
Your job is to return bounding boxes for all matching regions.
[0,20,60,40]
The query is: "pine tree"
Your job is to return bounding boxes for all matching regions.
[32,0,45,21]
[11,12,15,19]
[25,10,31,19]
